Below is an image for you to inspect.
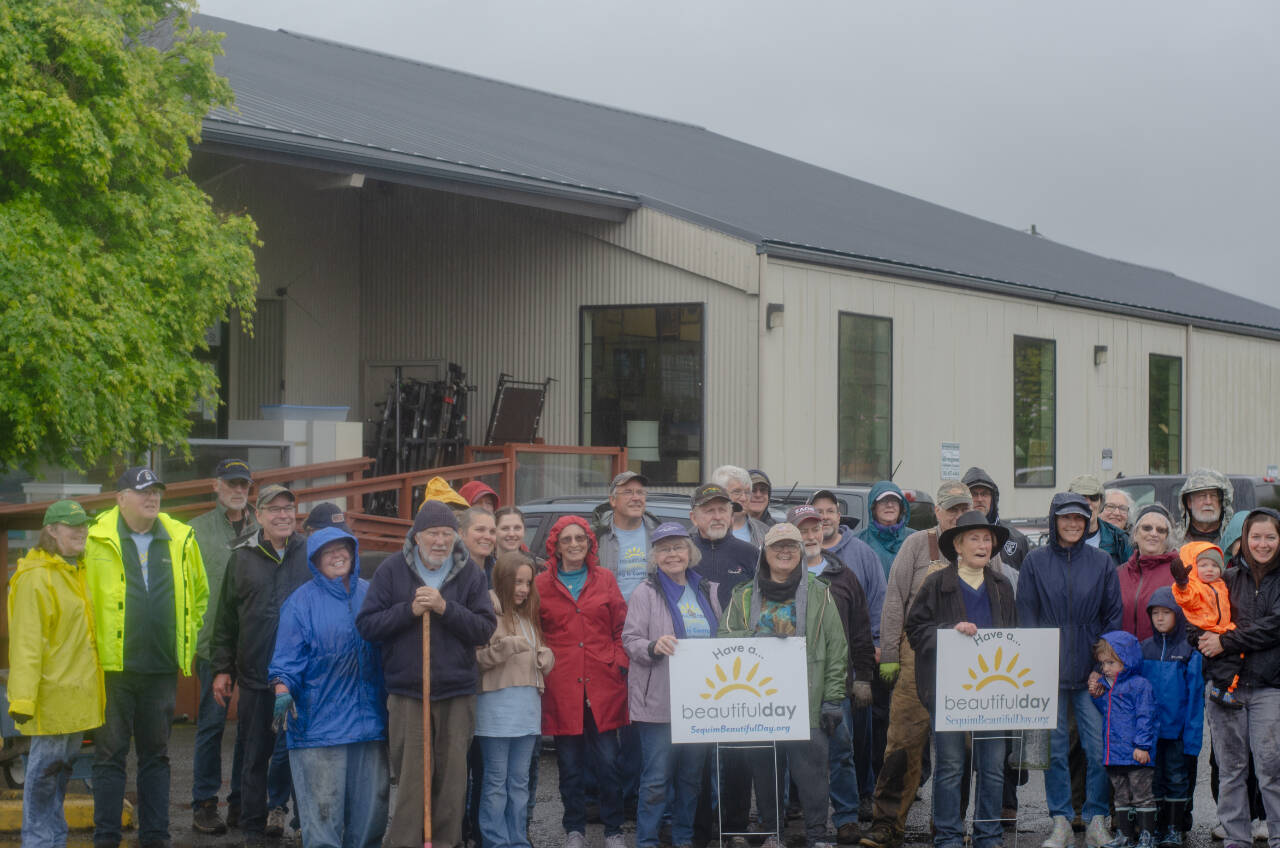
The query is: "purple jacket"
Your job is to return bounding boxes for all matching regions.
[621,574,722,723]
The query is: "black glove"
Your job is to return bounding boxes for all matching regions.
[1169,556,1190,586]
[820,701,842,737]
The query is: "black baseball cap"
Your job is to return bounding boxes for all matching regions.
[305,502,352,533]
[214,458,253,481]
[116,466,165,492]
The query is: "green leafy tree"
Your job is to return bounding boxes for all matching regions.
[0,0,258,471]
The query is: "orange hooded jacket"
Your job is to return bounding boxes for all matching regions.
[1171,541,1233,634]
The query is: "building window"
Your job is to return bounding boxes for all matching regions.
[1149,354,1182,474]
[1013,336,1056,487]
[837,313,892,482]
[581,304,704,485]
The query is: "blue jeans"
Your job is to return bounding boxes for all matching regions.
[1153,738,1188,801]
[934,731,1004,848]
[192,656,244,807]
[527,735,543,820]
[555,707,623,836]
[93,671,176,844]
[1047,687,1109,819]
[635,722,707,847]
[24,732,82,848]
[479,734,539,848]
[829,699,860,826]
[619,722,641,805]
[289,740,389,848]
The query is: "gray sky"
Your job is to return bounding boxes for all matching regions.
[196,0,1280,309]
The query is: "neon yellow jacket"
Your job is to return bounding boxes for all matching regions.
[84,508,209,675]
[6,548,106,734]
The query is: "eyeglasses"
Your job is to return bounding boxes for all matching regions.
[769,541,802,552]
[1136,523,1169,535]
[261,505,295,515]
[1102,503,1130,514]
[559,535,589,545]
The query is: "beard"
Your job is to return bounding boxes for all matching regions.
[701,524,728,541]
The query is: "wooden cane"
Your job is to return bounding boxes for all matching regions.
[423,611,433,848]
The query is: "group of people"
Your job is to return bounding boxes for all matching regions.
[8,458,1280,848]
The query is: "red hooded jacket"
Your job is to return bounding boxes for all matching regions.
[1117,550,1177,641]
[536,516,629,735]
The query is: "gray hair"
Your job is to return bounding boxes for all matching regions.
[1129,509,1175,554]
[1105,488,1136,511]
[646,536,702,573]
[711,465,751,491]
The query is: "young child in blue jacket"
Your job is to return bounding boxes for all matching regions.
[1092,630,1157,848]
[1140,587,1204,848]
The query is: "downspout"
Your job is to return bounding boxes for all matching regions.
[756,252,768,471]
[1184,323,1193,473]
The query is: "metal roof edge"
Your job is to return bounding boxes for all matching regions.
[199,122,641,214]
[759,241,1280,342]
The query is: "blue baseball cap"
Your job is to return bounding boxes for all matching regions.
[651,522,690,544]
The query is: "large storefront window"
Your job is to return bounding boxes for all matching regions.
[581,305,704,485]
[1013,336,1056,487]
[1149,354,1182,474]
[837,313,892,483]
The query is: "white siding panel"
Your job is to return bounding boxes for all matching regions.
[1186,329,1280,474]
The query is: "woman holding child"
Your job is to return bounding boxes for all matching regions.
[1189,508,1280,848]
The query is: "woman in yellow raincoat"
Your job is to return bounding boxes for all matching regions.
[7,499,105,848]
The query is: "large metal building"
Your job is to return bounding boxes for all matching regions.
[192,15,1280,517]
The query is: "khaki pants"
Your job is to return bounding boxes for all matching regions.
[871,641,931,833]
[387,693,476,848]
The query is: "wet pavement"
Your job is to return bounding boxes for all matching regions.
[0,721,1224,847]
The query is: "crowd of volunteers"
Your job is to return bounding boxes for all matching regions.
[9,458,1280,848]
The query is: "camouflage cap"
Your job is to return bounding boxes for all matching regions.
[1068,474,1104,497]
[936,480,973,510]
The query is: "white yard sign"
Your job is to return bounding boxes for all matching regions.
[934,628,1060,732]
[669,637,810,743]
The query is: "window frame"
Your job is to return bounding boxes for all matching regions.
[1012,335,1057,489]
[578,302,706,486]
[836,311,894,485]
[1148,353,1183,475]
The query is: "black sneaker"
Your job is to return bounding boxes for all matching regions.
[193,800,228,835]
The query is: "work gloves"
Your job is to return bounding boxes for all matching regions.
[879,662,901,684]
[820,701,843,737]
[272,692,297,733]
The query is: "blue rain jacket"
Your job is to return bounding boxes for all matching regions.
[856,480,912,578]
[1139,586,1204,755]
[269,526,387,749]
[1016,492,1123,689]
[1092,630,1157,767]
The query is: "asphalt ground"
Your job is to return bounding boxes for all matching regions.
[0,721,1227,847]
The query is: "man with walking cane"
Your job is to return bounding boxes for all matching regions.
[357,501,496,848]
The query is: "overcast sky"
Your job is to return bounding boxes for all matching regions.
[196,0,1280,309]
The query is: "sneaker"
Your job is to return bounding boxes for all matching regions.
[1042,816,1073,848]
[1253,820,1268,841]
[1087,816,1113,848]
[265,807,288,838]
[1156,828,1182,848]
[565,832,586,848]
[838,823,862,844]
[192,800,228,835]
[605,834,628,848]
[1213,824,1225,840]
[860,822,901,848]
[1210,686,1245,709]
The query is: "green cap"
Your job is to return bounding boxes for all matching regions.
[43,499,90,527]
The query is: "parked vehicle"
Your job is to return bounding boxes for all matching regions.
[518,493,699,555]
[1106,474,1280,518]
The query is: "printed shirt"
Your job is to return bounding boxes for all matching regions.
[677,583,712,637]
[612,523,649,601]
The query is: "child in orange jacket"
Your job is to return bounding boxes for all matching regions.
[1170,542,1242,708]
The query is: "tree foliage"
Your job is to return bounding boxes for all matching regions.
[0,0,258,472]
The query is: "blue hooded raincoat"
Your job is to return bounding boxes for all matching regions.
[1017,492,1123,689]
[1092,630,1156,767]
[857,481,912,578]
[269,526,387,749]
[1139,586,1203,755]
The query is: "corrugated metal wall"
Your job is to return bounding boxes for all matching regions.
[757,257,1260,519]
[357,184,760,470]
[230,299,284,416]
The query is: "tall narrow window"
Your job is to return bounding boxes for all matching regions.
[1149,354,1182,474]
[1013,336,1056,487]
[581,304,704,485]
[837,313,892,483]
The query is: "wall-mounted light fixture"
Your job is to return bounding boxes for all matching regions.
[1093,345,1109,366]
[766,302,785,330]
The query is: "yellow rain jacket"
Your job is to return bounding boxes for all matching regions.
[84,508,209,675]
[7,548,106,734]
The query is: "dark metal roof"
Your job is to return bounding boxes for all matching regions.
[196,15,1280,335]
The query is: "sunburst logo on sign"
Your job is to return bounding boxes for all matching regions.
[962,647,1035,691]
[701,656,779,700]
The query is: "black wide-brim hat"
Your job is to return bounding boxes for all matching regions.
[938,510,1011,563]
